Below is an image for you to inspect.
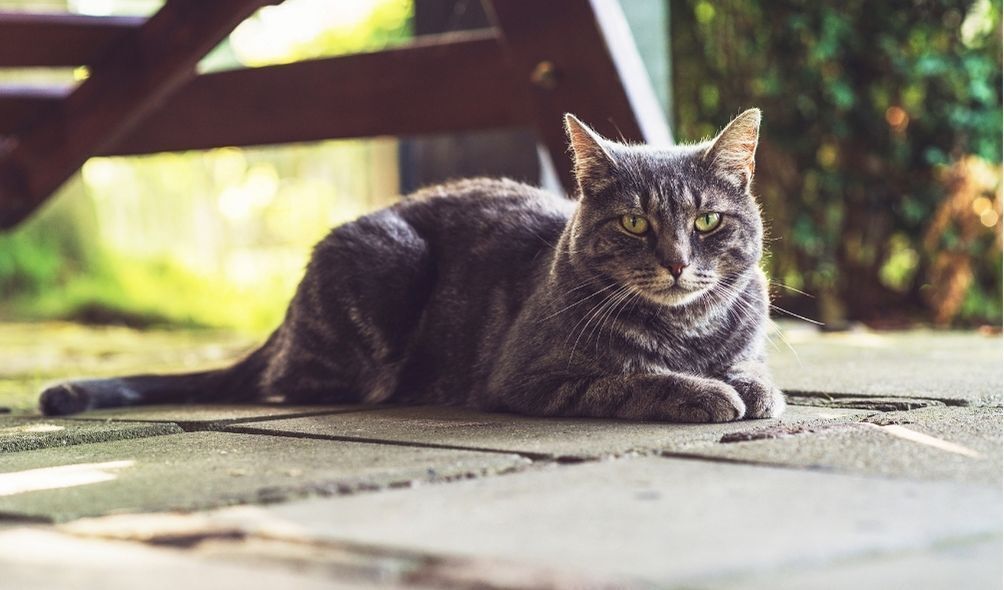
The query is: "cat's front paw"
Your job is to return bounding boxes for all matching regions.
[666,380,745,423]
[732,378,786,419]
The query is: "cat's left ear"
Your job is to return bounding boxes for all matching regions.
[704,108,761,189]
[565,114,618,195]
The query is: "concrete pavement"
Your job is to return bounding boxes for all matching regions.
[0,323,1000,588]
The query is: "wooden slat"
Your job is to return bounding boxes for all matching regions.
[485,0,671,192]
[0,85,70,135]
[0,1,667,225]
[103,31,525,155]
[0,0,279,229]
[0,32,529,155]
[0,12,143,67]
[0,32,525,148]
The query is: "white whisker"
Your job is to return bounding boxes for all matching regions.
[542,281,619,320]
[769,280,815,298]
[566,284,633,365]
[770,304,824,326]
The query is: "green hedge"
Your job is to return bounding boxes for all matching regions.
[671,0,1002,326]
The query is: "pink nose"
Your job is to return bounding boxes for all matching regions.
[667,263,687,279]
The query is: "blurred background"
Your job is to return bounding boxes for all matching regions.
[0,0,1000,337]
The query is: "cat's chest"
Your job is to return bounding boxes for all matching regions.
[614,315,740,373]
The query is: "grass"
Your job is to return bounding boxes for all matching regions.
[4,254,292,334]
[0,322,258,414]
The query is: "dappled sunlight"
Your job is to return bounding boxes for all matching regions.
[68,0,161,17]
[229,0,411,67]
[216,164,280,222]
[0,423,65,434]
[867,424,982,458]
[0,460,134,496]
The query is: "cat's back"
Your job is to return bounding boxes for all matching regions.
[312,177,573,281]
[397,177,575,244]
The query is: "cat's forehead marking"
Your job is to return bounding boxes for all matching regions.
[642,188,656,212]
[686,183,703,210]
[658,178,700,218]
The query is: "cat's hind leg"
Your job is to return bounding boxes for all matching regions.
[263,210,433,405]
[39,209,433,415]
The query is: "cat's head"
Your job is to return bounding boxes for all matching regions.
[564,110,764,307]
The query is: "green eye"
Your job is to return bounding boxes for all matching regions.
[620,214,649,235]
[695,212,722,233]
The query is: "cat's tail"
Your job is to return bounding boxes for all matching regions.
[38,334,276,417]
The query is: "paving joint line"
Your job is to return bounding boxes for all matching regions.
[785,390,973,408]
[220,425,554,461]
[59,406,388,432]
[215,424,772,466]
[656,448,847,473]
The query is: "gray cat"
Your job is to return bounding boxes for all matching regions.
[40,109,784,422]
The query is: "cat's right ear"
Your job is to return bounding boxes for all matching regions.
[703,108,761,190]
[564,114,617,195]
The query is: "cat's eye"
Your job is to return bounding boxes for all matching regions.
[694,212,722,233]
[620,214,649,235]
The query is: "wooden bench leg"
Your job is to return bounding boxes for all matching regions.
[0,0,280,229]
[485,0,672,193]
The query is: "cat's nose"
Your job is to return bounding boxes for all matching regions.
[666,262,688,279]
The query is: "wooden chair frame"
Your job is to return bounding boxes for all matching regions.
[0,0,670,229]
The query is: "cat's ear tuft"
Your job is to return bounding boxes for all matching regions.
[704,108,761,189]
[565,114,616,194]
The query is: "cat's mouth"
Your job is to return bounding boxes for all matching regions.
[638,280,711,307]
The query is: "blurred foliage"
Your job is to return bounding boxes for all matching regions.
[2,0,999,333]
[0,0,412,334]
[672,0,1003,326]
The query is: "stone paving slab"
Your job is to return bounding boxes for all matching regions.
[0,528,379,590]
[47,509,1004,590]
[695,406,1003,484]
[0,431,529,522]
[224,404,874,460]
[769,328,1003,406]
[67,404,375,429]
[706,538,1002,590]
[0,416,182,453]
[205,456,1002,588]
[58,510,619,589]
